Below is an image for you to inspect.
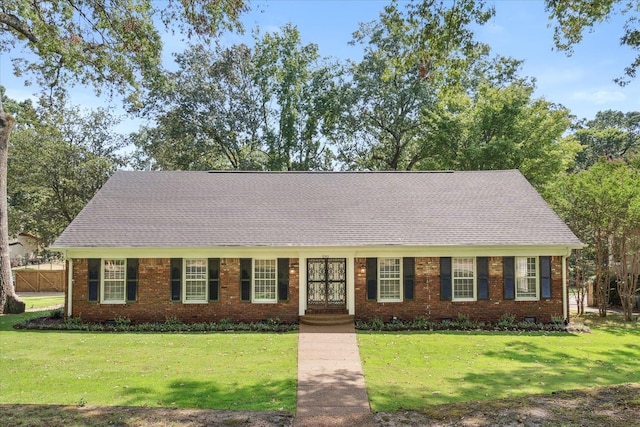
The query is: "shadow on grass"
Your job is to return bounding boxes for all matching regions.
[120,378,297,411]
[366,331,640,411]
[0,403,294,427]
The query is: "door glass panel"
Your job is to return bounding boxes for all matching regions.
[307,258,346,307]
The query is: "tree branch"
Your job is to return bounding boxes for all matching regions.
[0,12,39,44]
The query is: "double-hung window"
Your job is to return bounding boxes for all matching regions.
[378,258,402,302]
[516,256,538,300]
[184,259,207,302]
[102,259,126,303]
[452,257,475,301]
[253,259,277,303]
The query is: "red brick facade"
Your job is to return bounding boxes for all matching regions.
[68,255,565,324]
[355,256,565,323]
[69,258,300,323]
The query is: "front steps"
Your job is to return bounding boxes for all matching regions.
[299,313,354,326]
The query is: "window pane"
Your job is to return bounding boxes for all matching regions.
[453,257,474,299]
[103,259,126,301]
[185,259,207,301]
[379,258,401,300]
[254,259,276,301]
[516,257,537,298]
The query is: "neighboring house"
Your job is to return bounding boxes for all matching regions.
[10,233,40,266]
[51,170,583,324]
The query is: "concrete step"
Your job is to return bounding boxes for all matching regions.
[300,313,354,326]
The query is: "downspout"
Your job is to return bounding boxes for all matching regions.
[67,255,73,318]
[562,254,568,322]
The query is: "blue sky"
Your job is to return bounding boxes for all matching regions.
[1,0,638,132]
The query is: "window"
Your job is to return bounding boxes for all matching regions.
[184,259,207,302]
[516,257,538,299]
[254,259,277,303]
[102,259,126,303]
[452,257,475,301]
[378,258,402,302]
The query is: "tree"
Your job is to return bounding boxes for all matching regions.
[545,0,640,85]
[336,0,495,170]
[337,1,578,185]
[548,159,639,317]
[572,110,640,170]
[252,24,341,171]
[8,97,125,246]
[0,0,247,312]
[132,44,265,170]
[135,25,342,171]
[423,81,580,187]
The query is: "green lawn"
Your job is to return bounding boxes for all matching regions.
[19,295,64,310]
[358,323,640,411]
[0,312,297,411]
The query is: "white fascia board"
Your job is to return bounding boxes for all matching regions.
[62,244,578,260]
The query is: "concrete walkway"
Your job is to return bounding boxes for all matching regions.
[294,323,375,427]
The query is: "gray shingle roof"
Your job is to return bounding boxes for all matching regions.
[51,170,582,249]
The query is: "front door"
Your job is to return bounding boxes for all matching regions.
[307,258,347,309]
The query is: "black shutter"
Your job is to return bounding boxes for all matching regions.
[88,258,100,302]
[503,256,515,299]
[240,258,252,301]
[403,257,415,300]
[440,257,452,301]
[540,256,552,299]
[208,258,220,301]
[477,257,489,300]
[126,258,138,302]
[170,258,182,301]
[366,258,377,301]
[278,258,289,302]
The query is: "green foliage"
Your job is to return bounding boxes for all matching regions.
[18,314,299,333]
[422,81,579,186]
[5,92,125,245]
[545,0,640,85]
[545,158,640,315]
[572,110,640,170]
[134,25,341,171]
[335,1,576,184]
[355,314,567,332]
[0,0,247,103]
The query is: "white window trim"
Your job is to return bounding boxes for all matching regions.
[182,258,208,304]
[100,258,126,304]
[515,256,539,301]
[252,258,278,304]
[377,257,403,303]
[452,257,477,302]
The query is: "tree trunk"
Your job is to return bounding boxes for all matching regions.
[0,99,25,314]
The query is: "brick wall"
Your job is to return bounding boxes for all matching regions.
[70,258,299,323]
[354,256,565,324]
[70,255,565,324]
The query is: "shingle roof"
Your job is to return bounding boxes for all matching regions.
[51,170,582,249]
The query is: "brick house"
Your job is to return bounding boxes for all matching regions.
[51,170,582,324]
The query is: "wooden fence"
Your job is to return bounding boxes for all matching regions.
[14,270,65,292]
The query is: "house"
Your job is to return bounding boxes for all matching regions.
[51,170,583,324]
[10,232,40,266]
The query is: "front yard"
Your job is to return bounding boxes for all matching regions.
[0,312,298,412]
[358,314,640,412]
[1,310,640,426]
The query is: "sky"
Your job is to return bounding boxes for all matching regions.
[1,0,639,134]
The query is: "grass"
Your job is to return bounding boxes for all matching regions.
[0,312,298,412]
[358,322,640,412]
[19,295,64,310]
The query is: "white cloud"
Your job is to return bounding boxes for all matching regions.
[572,89,626,104]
